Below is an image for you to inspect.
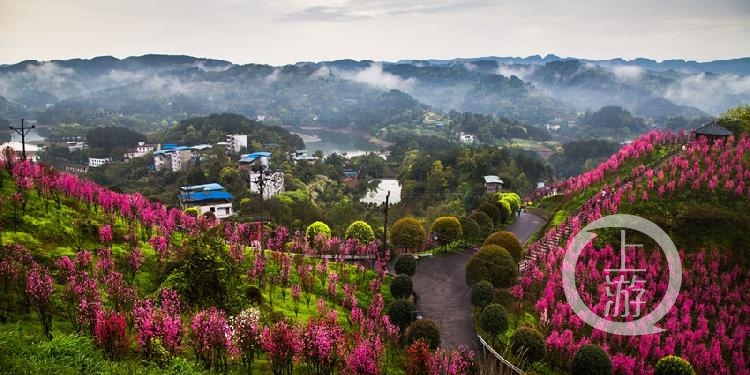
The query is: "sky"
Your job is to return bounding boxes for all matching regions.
[1,0,749,66]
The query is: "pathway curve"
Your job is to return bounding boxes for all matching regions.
[411,212,547,352]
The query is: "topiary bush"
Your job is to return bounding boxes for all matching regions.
[654,355,696,375]
[394,254,417,276]
[305,221,331,243]
[390,274,414,299]
[483,231,523,261]
[387,299,416,332]
[479,304,509,341]
[465,245,518,288]
[459,216,482,245]
[345,220,375,243]
[430,216,463,245]
[469,211,494,239]
[390,217,427,253]
[570,344,612,375]
[478,202,502,225]
[510,328,546,364]
[470,281,494,309]
[404,319,441,350]
[497,200,512,224]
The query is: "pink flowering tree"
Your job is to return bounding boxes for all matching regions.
[26,262,54,340]
[94,309,129,359]
[191,306,235,372]
[300,315,346,375]
[231,307,262,374]
[261,320,302,375]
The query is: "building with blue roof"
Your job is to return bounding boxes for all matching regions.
[178,183,234,219]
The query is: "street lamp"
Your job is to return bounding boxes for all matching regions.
[9,118,35,161]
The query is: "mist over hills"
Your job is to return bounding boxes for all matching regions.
[0,54,748,133]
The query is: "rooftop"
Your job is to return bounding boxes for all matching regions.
[693,121,733,137]
[180,183,226,192]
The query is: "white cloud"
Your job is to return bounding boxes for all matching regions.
[611,65,645,81]
[664,72,750,115]
[340,62,417,91]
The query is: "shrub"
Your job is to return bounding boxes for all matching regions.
[459,216,482,244]
[483,231,523,261]
[497,200,512,224]
[465,245,517,288]
[470,281,494,309]
[570,344,612,375]
[345,220,375,243]
[510,328,546,364]
[405,319,441,350]
[390,274,414,299]
[94,310,129,359]
[478,202,502,225]
[387,299,416,332]
[394,254,417,276]
[405,340,432,375]
[305,221,331,243]
[469,211,494,238]
[430,216,463,245]
[479,304,509,340]
[391,218,427,252]
[654,356,696,375]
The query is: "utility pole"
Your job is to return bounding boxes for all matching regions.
[9,118,35,161]
[382,190,390,252]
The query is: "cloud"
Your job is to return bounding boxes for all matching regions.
[664,72,750,115]
[280,0,497,22]
[611,65,645,82]
[339,62,417,91]
[496,64,534,80]
[265,68,280,83]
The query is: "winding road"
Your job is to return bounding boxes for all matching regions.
[411,212,547,352]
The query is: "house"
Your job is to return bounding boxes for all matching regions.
[238,151,271,172]
[178,183,234,219]
[342,169,359,188]
[88,157,112,168]
[459,133,476,143]
[692,120,732,144]
[66,141,87,152]
[124,141,157,160]
[153,145,192,172]
[484,175,504,193]
[292,150,317,164]
[226,134,248,153]
[0,141,40,162]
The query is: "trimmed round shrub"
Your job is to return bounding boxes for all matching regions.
[570,344,612,375]
[305,221,331,243]
[345,220,375,243]
[465,245,518,288]
[430,216,463,245]
[459,216,482,244]
[387,299,416,332]
[479,304,509,338]
[405,319,441,350]
[470,281,494,309]
[497,200,512,224]
[497,192,522,214]
[391,217,427,252]
[394,254,417,276]
[478,202,502,225]
[654,356,696,375]
[390,274,413,299]
[483,231,523,261]
[510,328,546,363]
[469,211,494,238]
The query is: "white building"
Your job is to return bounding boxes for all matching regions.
[153,146,192,172]
[459,133,476,143]
[0,141,40,162]
[484,175,504,194]
[124,141,158,160]
[226,134,248,153]
[178,183,234,219]
[88,157,112,168]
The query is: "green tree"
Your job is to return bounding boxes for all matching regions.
[305,221,332,243]
[479,304,509,346]
[470,281,494,309]
[510,328,547,364]
[387,299,417,332]
[394,254,417,276]
[483,231,523,261]
[389,274,413,299]
[570,344,612,375]
[390,217,427,253]
[465,244,517,288]
[344,220,375,243]
[459,216,482,245]
[430,216,463,245]
[654,356,696,375]
[405,320,441,350]
[718,104,750,135]
[470,211,494,238]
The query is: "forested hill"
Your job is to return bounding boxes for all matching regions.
[2,54,747,135]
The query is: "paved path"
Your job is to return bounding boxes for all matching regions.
[411,212,547,352]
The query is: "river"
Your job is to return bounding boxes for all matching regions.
[360,179,401,205]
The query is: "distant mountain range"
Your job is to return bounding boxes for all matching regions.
[0,54,748,133]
